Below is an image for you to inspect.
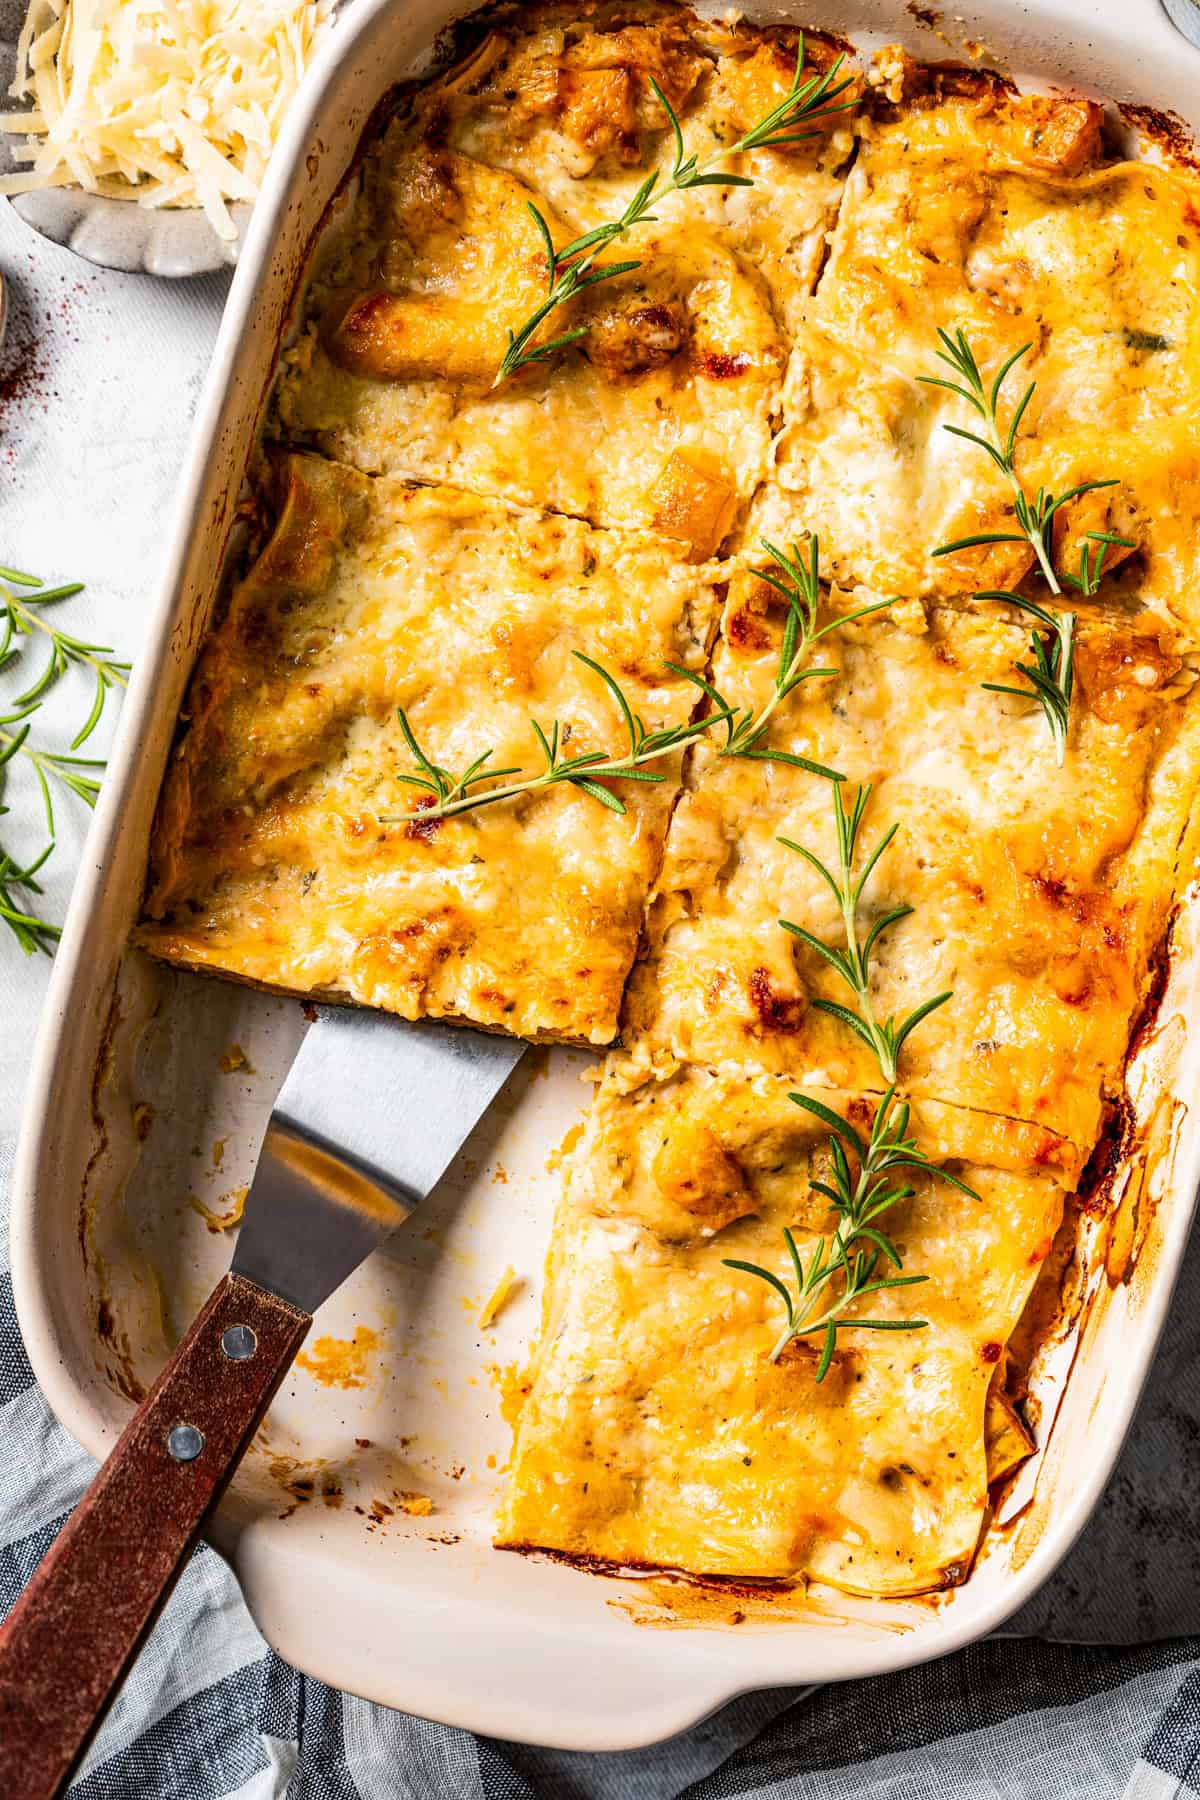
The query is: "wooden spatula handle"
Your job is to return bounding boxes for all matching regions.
[0,1271,310,1800]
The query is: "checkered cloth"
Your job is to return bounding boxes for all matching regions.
[3,209,1200,1800]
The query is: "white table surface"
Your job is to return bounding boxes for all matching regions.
[0,205,230,1129]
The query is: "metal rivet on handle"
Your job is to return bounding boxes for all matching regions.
[221,1324,258,1362]
[167,1423,204,1463]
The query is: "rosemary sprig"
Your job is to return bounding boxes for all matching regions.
[1,563,129,747]
[385,573,868,827]
[726,770,967,1374]
[496,37,855,381]
[918,329,1115,597]
[1059,529,1135,599]
[0,565,119,956]
[778,781,949,1083]
[0,704,106,828]
[676,537,895,769]
[921,329,1127,763]
[975,530,1133,767]
[726,1087,977,1371]
[0,833,59,956]
[978,594,1074,766]
[384,650,738,824]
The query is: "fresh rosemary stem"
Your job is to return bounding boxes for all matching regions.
[778,782,949,1085]
[387,555,887,830]
[384,650,738,824]
[919,328,1115,597]
[725,783,966,1375]
[973,528,1129,768]
[725,538,895,759]
[725,1087,976,1374]
[977,592,1075,767]
[0,564,120,956]
[0,715,105,830]
[668,536,893,779]
[496,37,855,381]
[920,328,1127,764]
[0,566,129,741]
[0,835,59,955]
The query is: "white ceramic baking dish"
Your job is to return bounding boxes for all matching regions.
[12,0,1200,1751]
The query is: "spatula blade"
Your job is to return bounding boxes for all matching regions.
[232,1008,525,1314]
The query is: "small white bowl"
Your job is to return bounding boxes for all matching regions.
[4,185,246,276]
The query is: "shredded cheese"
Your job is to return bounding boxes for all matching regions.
[0,0,335,240]
[478,1265,521,1329]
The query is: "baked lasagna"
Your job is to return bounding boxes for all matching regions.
[141,2,1200,1596]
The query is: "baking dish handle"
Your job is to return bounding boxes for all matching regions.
[0,1270,310,1800]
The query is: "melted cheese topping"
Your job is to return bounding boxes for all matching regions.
[622,590,1198,1151]
[141,453,719,1044]
[144,7,1200,1595]
[442,12,857,333]
[499,1065,1065,1591]
[277,213,778,555]
[759,68,1200,630]
[270,6,857,546]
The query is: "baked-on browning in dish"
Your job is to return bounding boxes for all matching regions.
[142,2,1200,1595]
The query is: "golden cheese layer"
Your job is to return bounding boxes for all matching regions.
[270,6,858,552]
[141,452,719,1043]
[499,1065,1066,1593]
[142,4,1200,1593]
[757,57,1200,628]
[621,589,1198,1150]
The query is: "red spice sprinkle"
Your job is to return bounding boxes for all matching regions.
[698,350,752,380]
[405,795,443,842]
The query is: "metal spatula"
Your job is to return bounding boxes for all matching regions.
[0,1007,524,1800]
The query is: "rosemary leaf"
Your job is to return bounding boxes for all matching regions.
[922,328,1127,765]
[383,651,737,825]
[778,781,949,1084]
[0,565,120,956]
[919,327,1115,596]
[670,535,894,777]
[0,831,59,956]
[725,1086,977,1370]
[972,544,1133,768]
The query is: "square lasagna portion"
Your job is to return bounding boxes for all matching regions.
[621,582,1200,1151]
[498,1064,1069,1593]
[752,57,1200,633]
[270,5,860,554]
[141,452,720,1044]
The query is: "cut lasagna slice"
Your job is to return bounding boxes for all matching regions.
[270,6,858,550]
[498,1063,1067,1591]
[437,8,860,334]
[757,54,1200,630]
[621,584,1198,1147]
[139,451,720,1044]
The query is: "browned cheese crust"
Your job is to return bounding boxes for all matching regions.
[140,5,1200,1593]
